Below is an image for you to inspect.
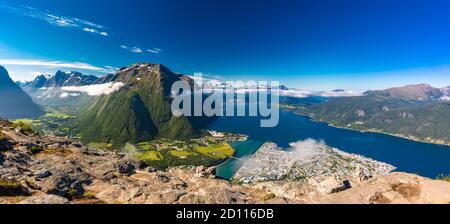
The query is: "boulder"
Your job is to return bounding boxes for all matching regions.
[144,166,157,173]
[117,161,136,176]
[18,194,69,204]
[0,137,12,151]
[156,172,170,183]
[195,166,216,178]
[317,177,349,194]
[0,179,30,196]
[14,126,23,134]
[35,169,52,179]
[37,173,84,197]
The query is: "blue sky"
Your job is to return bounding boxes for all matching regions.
[1,0,450,90]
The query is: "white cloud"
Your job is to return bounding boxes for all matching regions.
[120,45,162,54]
[0,4,108,36]
[147,48,162,54]
[187,74,362,98]
[287,139,328,165]
[119,45,142,53]
[73,18,104,29]
[83,28,96,33]
[60,92,80,98]
[237,139,327,176]
[83,27,109,36]
[131,47,143,53]
[277,89,362,98]
[104,65,119,71]
[61,82,125,96]
[30,71,43,77]
[0,59,116,73]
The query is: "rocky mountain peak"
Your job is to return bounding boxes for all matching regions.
[0,65,7,75]
[442,86,450,96]
[24,70,100,88]
[30,75,48,89]
[112,63,183,93]
[0,65,14,85]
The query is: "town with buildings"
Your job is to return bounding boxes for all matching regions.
[233,142,396,186]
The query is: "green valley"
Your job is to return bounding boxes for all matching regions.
[122,135,238,170]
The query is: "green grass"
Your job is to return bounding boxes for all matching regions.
[83,191,97,199]
[136,151,163,161]
[88,142,113,150]
[13,119,36,124]
[44,111,74,120]
[11,121,35,134]
[194,143,235,159]
[169,150,193,158]
[0,179,27,196]
[136,142,155,150]
[29,145,43,155]
[123,143,138,153]
[66,187,81,199]
[262,193,276,201]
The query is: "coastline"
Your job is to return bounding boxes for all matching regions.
[282,107,450,147]
[233,141,397,184]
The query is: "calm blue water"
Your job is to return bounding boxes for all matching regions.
[210,107,450,179]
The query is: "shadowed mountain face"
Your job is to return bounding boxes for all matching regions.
[77,63,215,146]
[21,71,115,111]
[0,66,45,119]
[23,71,114,89]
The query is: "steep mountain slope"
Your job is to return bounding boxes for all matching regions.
[0,66,44,119]
[78,63,212,146]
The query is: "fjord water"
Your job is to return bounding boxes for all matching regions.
[209,104,450,179]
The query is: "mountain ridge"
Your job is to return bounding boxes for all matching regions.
[0,65,45,119]
[23,70,113,89]
[77,63,213,146]
[364,83,446,101]
[284,83,450,145]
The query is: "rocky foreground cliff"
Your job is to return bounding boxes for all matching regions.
[0,119,449,204]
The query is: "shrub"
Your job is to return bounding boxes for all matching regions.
[0,179,29,196]
[29,145,43,155]
[83,191,97,199]
[12,121,34,134]
[0,133,6,141]
[436,174,450,182]
[262,192,276,201]
[232,179,243,185]
[66,188,81,199]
